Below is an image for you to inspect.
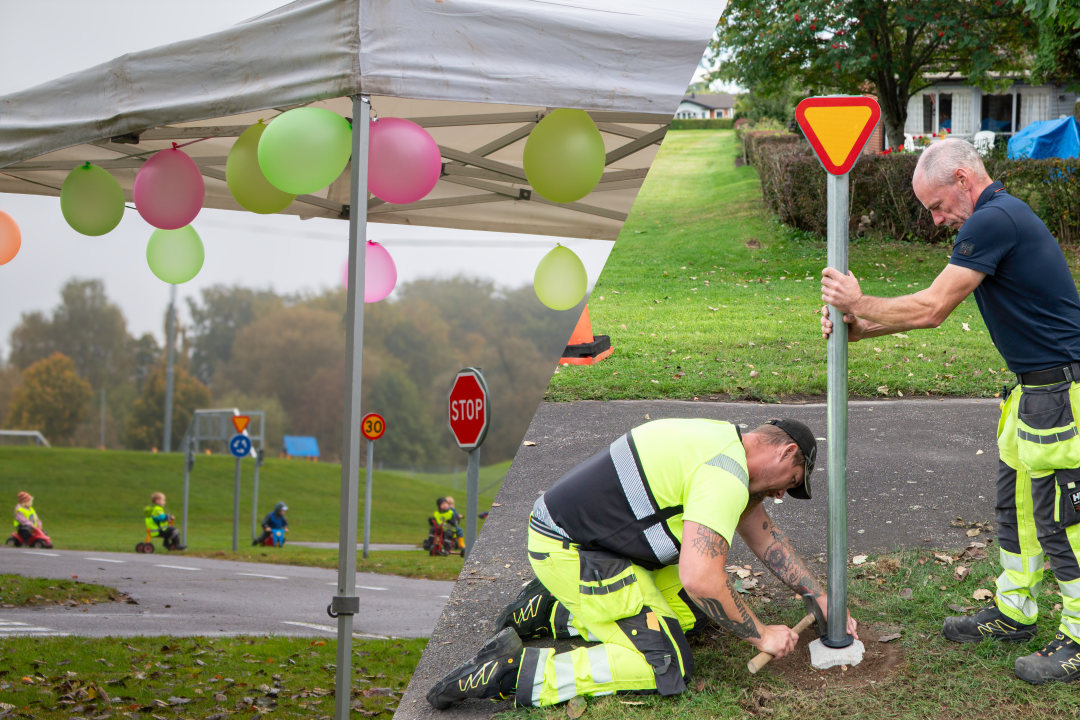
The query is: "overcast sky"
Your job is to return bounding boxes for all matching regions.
[0,0,621,358]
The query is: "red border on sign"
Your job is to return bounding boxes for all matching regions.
[795,96,882,175]
[361,413,386,441]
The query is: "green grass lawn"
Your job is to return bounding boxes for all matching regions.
[547,129,1080,403]
[0,634,424,719]
[503,549,1077,720]
[0,446,499,556]
[0,575,125,608]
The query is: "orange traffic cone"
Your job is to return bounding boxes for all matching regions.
[560,305,613,366]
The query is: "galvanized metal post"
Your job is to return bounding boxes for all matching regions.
[232,457,241,552]
[363,440,373,559]
[182,438,192,545]
[334,96,371,720]
[825,171,853,648]
[252,448,261,542]
[465,448,480,559]
[163,284,177,452]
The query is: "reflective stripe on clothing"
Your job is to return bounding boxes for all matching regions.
[704,453,748,488]
[999,548,1044,574]
[587,645,612,685]
[643,523,680,564]
[611,434,653,521]
[1017,427,1079,444]
[552,653,577,703]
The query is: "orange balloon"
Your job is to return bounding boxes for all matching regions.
[0,211,21,266]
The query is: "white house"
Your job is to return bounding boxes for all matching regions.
[902,78,1079,143]
[675,93,736,119]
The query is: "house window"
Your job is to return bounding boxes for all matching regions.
[981,94,1014,133]
[938,94,952,133]
[1019,91,1050,129]
[923,94,935,134]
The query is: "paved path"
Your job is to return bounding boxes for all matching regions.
[0,548,452,639]
[396,397,1003,718]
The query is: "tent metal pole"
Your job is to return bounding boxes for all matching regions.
[334,95,370,720]
[825,171,853,649]
[163,284,177,453]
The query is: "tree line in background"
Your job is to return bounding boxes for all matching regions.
[0,277,576,467]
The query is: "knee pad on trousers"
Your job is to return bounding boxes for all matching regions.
[615,606,689,696]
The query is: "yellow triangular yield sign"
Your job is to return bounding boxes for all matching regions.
[796,97,882,175]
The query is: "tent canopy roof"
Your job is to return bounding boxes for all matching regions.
[0,0,723,239]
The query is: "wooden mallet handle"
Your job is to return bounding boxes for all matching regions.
[746,612,815,674]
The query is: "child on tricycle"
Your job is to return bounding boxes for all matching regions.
[253,502,289,547]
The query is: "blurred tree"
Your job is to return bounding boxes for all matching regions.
[9,279,133,390]
[734,84,800,126]
[186,285,284,386]
[712,0,1036,148]
[4,353,93,444]
[125,363,211,451]
[364,368,442,466]
[0,359,22,429]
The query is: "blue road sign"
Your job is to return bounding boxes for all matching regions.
[229,433,252,458]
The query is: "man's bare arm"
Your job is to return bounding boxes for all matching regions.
[684,524,760,639]
[821,263,985,332]
[738,506,824,597]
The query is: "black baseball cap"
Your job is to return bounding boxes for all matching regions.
[765,418,817,500]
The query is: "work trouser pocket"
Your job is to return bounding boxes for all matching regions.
[1054,469,1080,528]
[1016,382,1080,473]
[577,549,643,625]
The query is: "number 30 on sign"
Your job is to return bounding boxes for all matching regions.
[361,413,386,441]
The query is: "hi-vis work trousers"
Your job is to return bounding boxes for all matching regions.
[996,381,1080,642]
[515,528,707,707]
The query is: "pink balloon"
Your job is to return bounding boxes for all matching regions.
[133,148,205,230]
[368,118,442,205]
[342,242,398,303]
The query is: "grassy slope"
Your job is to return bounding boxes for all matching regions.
[0,575,121,608]
[547,130,1080,402]
[504,550,1077,720]
[0,635,423,719]
[0,447,499,553]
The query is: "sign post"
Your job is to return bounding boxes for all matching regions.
[228,415,253,553]
[796,96,881,650]
[448,368,490,559]
[360,413,386,560]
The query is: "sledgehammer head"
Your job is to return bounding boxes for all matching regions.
[802,593,827,637]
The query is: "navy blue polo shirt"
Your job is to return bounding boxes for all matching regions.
[948,181,1080,373]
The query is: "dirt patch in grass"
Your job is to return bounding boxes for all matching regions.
[767,625,905,691]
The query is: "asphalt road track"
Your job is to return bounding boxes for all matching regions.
[0,548,453,639]
[396,397,1003,718]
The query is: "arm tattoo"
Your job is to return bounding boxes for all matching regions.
[686,526,761,639]
[689,576,761,640]
[690,523,727,559]
[760,522,825,597]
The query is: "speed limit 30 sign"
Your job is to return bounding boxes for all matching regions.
[361,413,386,441]
[448,368,489,450]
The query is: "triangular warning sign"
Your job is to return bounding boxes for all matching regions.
[232,415,250,434]
[796,96,881,175]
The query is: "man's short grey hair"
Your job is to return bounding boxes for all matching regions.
[915,138,989,187]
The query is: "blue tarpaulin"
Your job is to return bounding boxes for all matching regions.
[1007,117,1080,160]
[283,435,320,458]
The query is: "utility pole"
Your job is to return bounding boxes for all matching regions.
[163,285,177,453]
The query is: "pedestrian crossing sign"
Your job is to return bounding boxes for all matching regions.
[795,96,881,175]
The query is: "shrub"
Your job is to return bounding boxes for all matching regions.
[670,118,734,130]
[753,139,1080,243]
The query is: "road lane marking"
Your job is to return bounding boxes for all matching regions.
[281,621,390,640]
[439,595,451,598]
[324,582,388,591]
[0,620,68,636]
[236,573,288,580]
[85,557,125,563]
[22,551,59,557]
[155,564,200,571]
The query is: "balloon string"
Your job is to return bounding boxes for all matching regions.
[172,136,213,150]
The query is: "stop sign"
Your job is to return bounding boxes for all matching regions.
[448,367,489,450]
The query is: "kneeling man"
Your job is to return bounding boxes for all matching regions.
[428,417,856,709]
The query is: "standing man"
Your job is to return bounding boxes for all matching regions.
[820,137,1080,684]
[427,417,857,709]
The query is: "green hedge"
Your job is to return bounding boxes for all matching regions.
[669,118,734,130]
[753,137,1080,243]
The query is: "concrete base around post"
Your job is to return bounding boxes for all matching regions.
[808,638,865,670]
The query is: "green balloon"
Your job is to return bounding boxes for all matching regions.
[227,122,297,214]
[60,163,125,236]
[257,108,352,195]
[146,225,205,284]
[523,109,605,203]
[534,245,588,311]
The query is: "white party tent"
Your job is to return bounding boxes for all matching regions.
[0,1,725,716]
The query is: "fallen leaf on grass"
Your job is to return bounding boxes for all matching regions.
[695,680,707,692]
[966,529,981,537]
[947,604,974,613]
[567,695,587,718]
[619,701,645,706]
[973,589,993,601]
[962,323,970,331]
[852,555,868,565]
[878,634,901,643]
[736,569,752,578]
[954,566,970,581]
[899,588,913,600]
[741,578,759,590]
[214,694,227,702]
[933,553,955,565]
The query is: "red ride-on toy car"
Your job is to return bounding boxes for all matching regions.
[7,526,53,549]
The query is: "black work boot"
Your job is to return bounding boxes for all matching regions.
[942,603,1037,643]
[491,578,556,638]
[427,628,523,710]
[1015,633,1080,684]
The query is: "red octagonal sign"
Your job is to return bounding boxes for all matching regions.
[448,368,489,450]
